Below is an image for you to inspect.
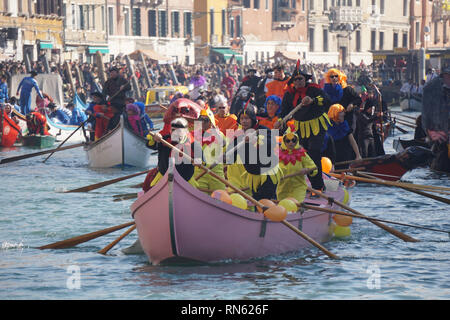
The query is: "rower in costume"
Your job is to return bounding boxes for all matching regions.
[276,64,331,192]
[226,103,282,201]
[146,117,202,188]
[193,108,227,192]
[257,95,282,129]
[277,127,317,204]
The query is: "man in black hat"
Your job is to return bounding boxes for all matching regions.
[102,66,131,112]
[102,66,131,132]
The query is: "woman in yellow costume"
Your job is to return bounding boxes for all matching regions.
[193,108,227,192]
[275,64,331,193]
[277,128,317,203]
[227,103,283,200]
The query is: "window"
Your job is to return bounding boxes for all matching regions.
[323,29,328,51]
[172,11,180,37]
[108,7,114,35]
[356,0,361,6]
[91,5,95,30]
[236,15,242,37]
[371,30,376,50]
[434,22,438,43]
[124,8,130,36]
[309,0,314,10]
[255,51,259,63]
[444,21,448,43]
[222,10,226,36]
[380,0,384,14]
[403,0,407,16]
[302,0,305,11]
[254,0,260,9]
[379,31,384,50]
[243,0,251,8]
[149,10,157,37]
[415,21,420,43]
[101,6,105,31]
[210,9,214,35]
[86,6,90,30]
[348,0,352,6]
[159,10,168,37]
[133,8,141,36]
[309,27,315,52]
[323,0,328,11]
[393,32,398,48]
[79,5,84,30]
[356,30,361,52]
[230,16,235,37]
[71,4,76,29]
[184,12,192,38]
[266,0,269,10]
[402,32,408,47]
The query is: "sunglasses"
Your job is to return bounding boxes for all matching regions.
[199,117,210,122]
[218,107,226,109]
[330,75,339,79]
[284,138,298,144]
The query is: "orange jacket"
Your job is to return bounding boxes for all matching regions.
[265,78,290,99]
[214,114,238,135]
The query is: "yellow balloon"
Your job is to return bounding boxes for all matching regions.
[278,199,298,213]
[334,225,351,238]
[263,205,287,222]
[230,193,247,210]
[321,157,332,174]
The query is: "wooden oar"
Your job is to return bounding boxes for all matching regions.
[38,221,135,250]
[98,224,137,255]
[332,167,365,173]
[64,169,153,193]
[391,112,417,121]
[0,142,85,164]
[148,131,339,260]
[330,172,450,196]
[334,156,381,167]
[353,171,450,205]
[302,204,450,236]
[394,124,409,134]
[42,117,91,163]
[395,119,416,129]
[305,186,419,242]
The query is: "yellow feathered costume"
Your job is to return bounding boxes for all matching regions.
[277,130,317,203]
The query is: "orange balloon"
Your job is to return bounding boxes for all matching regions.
[333,214,353,227]
[264,205,287,222]
[257,199,276,213]
[211,190,233,205]
[321,157,332,174]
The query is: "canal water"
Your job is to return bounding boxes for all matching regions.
[0,111,449,300]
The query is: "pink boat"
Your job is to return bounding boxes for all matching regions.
[131,165,348,265]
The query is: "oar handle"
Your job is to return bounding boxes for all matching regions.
[98,224,136,255]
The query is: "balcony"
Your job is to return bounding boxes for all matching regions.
[329,6,363,24]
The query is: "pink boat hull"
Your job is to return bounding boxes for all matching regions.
[131,167,346,265]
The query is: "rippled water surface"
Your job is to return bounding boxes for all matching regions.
[1,113,449,300]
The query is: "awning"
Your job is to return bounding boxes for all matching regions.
[272,51,302,62]
[211,48,243,63]
[128,49,172,63]
[88,46,110,54]
[40,42,53,49]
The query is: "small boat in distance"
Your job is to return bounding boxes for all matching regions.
[85,116,154,168]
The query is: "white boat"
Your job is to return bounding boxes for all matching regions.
[45,113,88,144]
[85,116,154,168]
